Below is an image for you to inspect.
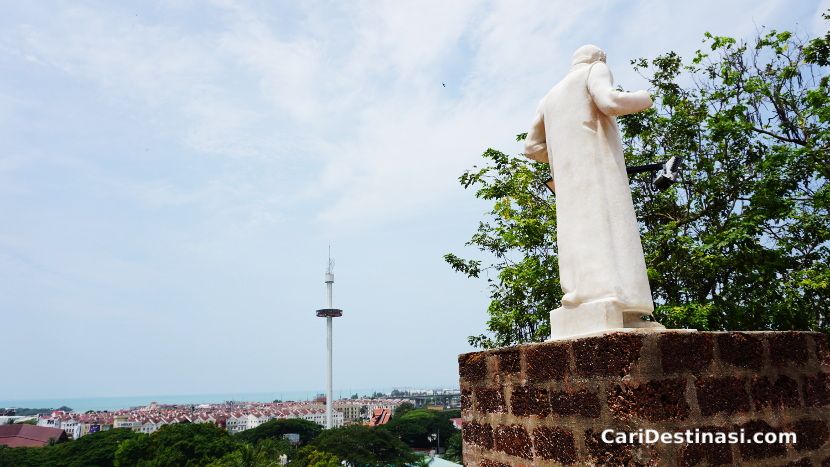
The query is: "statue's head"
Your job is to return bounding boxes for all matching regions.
[571,44,606,66]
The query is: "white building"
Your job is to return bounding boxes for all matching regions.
[139,419,163,434]
[113,416,142,431]
[60,419,81,440]
[226,413,260,434]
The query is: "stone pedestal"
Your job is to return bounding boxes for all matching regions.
[458,331,830,466]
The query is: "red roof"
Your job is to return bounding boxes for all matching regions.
[367,408,391,426]
[0,425,67,447]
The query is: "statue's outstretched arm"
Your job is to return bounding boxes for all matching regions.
[524,105,549,163]
[587,62,652,117]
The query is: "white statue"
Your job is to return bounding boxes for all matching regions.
[524,44,665,339]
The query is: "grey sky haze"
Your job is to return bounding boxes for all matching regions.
[1,0,827,401]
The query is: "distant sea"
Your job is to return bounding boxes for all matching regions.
[0,388,397,412]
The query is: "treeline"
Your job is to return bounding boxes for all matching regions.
[1,406,72,416]
[0,406,462,466]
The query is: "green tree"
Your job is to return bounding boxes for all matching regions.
[441,409,461,419]
[381,409,454,449]
[0,428,142,467]
[300,425,418,466]
[444,148,557,348]
[114,423,240,467]
[205,440,292,467]
[291,448,341,467]
[447,24,830,347]
[234,419,321,446]
[393,402,415,418]
[443,431,463,463]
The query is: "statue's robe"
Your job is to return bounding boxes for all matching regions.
[524,55,654,316]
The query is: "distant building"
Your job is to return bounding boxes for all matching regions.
[333,401,365,425]
[79,421,109,437]
[369,399,408,415]
[405,389,461,409]
[112,416,141,431]
[139,419,163,434]
[0,424,67,447]
[37,399,369,439]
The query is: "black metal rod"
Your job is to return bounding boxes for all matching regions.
[626,163,662,175]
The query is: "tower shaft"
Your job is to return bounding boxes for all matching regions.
[325,271,334,429]
[326,316,332,429]
[316,254,341,430]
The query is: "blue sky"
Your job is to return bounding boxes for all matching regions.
[1,0,827,401]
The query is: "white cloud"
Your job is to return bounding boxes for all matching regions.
[0,0,810,230]
[813,0,830,32]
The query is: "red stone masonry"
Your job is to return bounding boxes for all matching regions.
[458,331,830,466]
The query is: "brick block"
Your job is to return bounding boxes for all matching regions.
[737,420,788,460]
[493,349,520,374]
[462,421,493,449]
[550,388,601,418]
[782,458,814,467]
[791,419,829,452]
[696,376,750,416]
[461,388,472,412]
[717,332,764,370]
[608,378,689,422]
[525,342,569,383]
[751,375,800,409]
[573,333,644,377]
[459,353,487,383]
[479,461,510,467]
[814,334,830,367]
[493,424,532,459]
[678,426,733,466]
[533,426,576,464]
[510,385,549,417]
[460,331,827,465]
[804,372,830,407]
[661,333,714,374]
[584,428,657,466]
[769,332,810,366]
[475,387,505,414]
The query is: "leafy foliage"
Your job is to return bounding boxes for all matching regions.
[300,425,419,466]
[380,409,454,449]
[0,428,142,467]
[114,423,240,467]
[233,419,321,446]
[443,431,463,463]
[447,24,830,347]
[393,402,415,418]
[0,417,428,467]
[204,440,292,467]
[292,448,341,467]
[445,147,559,348]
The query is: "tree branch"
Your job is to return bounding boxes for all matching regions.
[751,125,806,145]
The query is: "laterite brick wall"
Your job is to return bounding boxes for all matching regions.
[458,331,830,466]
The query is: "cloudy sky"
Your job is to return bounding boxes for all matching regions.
[1,0,826,402]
